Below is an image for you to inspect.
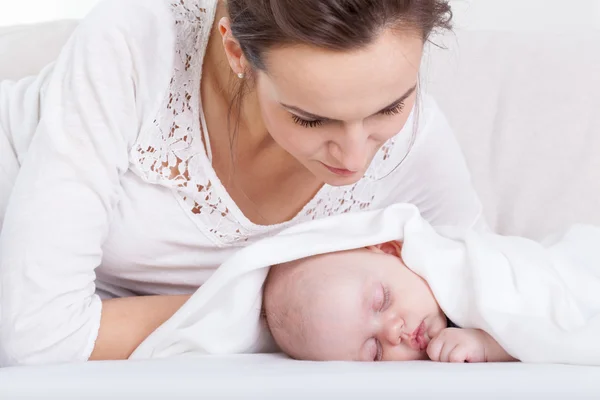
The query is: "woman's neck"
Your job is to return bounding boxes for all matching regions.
[203,3,272,152]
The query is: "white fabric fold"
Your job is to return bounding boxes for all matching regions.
[131,203,600,366]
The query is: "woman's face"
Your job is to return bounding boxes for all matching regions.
[255,29,423,187]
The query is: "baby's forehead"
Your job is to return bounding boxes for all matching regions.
[267,249,379,307]
[276,251,372,291]
[297,248,374,271]
[299,253,374,294]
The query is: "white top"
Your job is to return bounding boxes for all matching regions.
[0,0,484,366]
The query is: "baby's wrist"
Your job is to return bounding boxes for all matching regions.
[480,331,517,362]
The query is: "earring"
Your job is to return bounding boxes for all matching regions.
[237,72,246,79]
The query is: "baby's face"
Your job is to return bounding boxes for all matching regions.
[268,242,447,362]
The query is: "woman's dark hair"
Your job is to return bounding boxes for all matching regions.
[223,0,452,177]
[228,0,452,71]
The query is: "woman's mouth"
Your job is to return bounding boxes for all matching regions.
[322,163,357,177]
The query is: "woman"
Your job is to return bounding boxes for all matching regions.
[0,0,484,366]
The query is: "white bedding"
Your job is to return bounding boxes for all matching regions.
[130,204,600,366]
[2,354,600,400]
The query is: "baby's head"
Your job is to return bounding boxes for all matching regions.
[263,242,447,362]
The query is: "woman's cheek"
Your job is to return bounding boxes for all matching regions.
[259,100,281,132]
[280,126,323,159]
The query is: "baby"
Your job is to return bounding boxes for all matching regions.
[263,241,517,363]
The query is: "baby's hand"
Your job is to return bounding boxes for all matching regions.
[426,328,488,363]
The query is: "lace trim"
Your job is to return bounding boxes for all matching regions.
[130,0,411,246]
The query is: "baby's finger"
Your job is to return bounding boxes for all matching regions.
[448,345,468,363]
[426,335,444,361]
[439,341,458,363]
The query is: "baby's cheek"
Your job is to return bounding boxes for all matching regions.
[384,345,428,362]
[429,318,448,341]
[363,338,378,362]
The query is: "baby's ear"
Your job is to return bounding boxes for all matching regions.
[367,241,402,256]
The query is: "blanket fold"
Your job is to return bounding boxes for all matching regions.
[131,204,600,366]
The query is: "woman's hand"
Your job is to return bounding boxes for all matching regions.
[427,328,517,363]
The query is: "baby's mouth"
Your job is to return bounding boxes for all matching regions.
[408,321,428,351]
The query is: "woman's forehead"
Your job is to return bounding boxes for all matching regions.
[261,31,423,118]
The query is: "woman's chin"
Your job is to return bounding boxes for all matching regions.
[317,168,365,187]
[323,176,362,187]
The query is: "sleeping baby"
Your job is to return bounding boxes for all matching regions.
[262,241,518,363]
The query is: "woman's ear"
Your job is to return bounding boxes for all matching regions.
[218,17,248,76]
[367,241,403,256]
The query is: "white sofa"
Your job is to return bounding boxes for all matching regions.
[1,20,600,400]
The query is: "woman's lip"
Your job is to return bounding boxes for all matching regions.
[322,163,357,177]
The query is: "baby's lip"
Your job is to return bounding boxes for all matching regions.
[408,321,428,351]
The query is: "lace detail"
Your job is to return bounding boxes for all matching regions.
[130,0,412,247]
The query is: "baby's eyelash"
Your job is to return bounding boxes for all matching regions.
[291,115,324,128]
[375,340,383,362]
[380,101,405,116]
[380,287,390,312]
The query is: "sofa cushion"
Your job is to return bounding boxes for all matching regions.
[0,20,77,80]
[423,30,600,239]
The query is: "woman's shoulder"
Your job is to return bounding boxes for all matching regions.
[79,0,174,35]
[126,1,220,188]
[67,0,218,138]
[80,0,216,29]
[75,0,217,73]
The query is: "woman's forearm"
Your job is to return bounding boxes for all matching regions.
[89,294,191,361]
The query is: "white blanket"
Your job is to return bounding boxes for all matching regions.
[131,204,600,366]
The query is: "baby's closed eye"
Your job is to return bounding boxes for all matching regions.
[373,283,391,312]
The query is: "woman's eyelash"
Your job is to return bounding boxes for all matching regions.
[291,115,324,128]
[380,101,405,116]
[291,101,405,128]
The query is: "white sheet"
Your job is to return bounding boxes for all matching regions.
[131,203,600,366]
[2,354,599,400]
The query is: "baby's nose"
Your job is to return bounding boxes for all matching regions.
[385,317,406,345]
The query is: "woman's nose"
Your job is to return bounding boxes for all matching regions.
[332,124,369,171]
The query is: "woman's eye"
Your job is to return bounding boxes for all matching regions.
[291,114,324,128]
[379,101,405,116]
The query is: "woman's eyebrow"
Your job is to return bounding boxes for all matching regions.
[280,83,417,122]
[379,85,417,112]
[280,104,330,121]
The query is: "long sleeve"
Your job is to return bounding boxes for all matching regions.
[0,0,165,366]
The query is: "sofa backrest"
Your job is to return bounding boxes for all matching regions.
[2,21,599,239]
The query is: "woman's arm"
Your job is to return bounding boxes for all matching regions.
[91,295,191,361]
[0,0,175,366]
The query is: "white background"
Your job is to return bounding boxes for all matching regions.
[0,0,600,29]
